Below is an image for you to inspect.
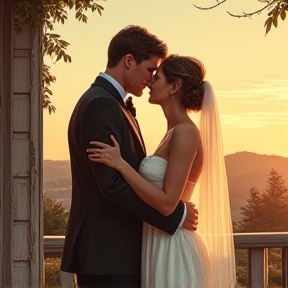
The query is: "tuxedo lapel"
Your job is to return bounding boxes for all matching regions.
[134,118,146,155]
[92,76,146,154]
[117,104,146,154]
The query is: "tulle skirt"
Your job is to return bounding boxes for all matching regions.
[141,222,211,288]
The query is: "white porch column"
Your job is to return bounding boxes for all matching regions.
[0,1,43,287]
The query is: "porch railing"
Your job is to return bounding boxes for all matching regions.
[44,232,288,288]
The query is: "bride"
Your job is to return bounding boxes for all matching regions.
[87,55,236,288]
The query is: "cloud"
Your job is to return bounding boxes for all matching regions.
[218,79,288,102]
[217,79,288,128]
[221,111,288,128]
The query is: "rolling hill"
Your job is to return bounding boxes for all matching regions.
[44,152,288,223]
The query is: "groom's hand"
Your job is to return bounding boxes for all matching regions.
[182,204,198,231]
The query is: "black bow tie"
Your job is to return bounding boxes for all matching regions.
[125,96,136,118]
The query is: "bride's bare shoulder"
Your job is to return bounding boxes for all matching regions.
[169,122,202,155]
[172,122,200,140]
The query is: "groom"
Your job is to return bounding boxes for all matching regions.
[61,25,198,288]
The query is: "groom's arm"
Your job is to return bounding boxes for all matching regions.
[82,96,185,235]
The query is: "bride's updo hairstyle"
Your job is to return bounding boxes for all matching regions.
[161,55,206,112]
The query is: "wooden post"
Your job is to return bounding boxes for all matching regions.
[0,2,13,287]
[0,1,43,287]
[249,248,268,288]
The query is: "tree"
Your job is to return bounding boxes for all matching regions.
[237,169,288,232]
[14,0,105,114]
[193,0,288,35]
[44,197,69,235]
[261,169,288,231]
[237,187,264,232]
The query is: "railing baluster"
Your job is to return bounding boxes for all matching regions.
[249,248,268,288]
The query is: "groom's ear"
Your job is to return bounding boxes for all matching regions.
[124,54,134,69]
[170,81,181,95]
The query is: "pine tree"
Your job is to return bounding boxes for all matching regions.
[261,169,288,232]
[238,187,263,232]
[238,169,288,232]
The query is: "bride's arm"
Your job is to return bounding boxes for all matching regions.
[88,125,198,216]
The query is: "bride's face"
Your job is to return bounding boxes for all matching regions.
[148,66,173,105]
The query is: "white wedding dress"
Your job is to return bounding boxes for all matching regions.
[139,155,212,288]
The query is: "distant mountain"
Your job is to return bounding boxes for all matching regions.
[44,160,71,182]
[225,152,288,178]
[43,152,288,222]
[43,160,72,210]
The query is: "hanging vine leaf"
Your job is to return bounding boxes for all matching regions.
[14,0,106,114]
[264,17,273,34]
[280,8,287,20]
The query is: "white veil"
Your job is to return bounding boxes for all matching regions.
[194,81,236,287]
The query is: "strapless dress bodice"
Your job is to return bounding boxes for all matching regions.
[139,155,168,189]
[139,155,194,202]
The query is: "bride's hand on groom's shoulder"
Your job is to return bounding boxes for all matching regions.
[87,135,125,171]
[183,203,198,231]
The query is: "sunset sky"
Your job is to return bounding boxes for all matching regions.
[43,0,288,160]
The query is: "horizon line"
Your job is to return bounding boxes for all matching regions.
[43,151,288,161]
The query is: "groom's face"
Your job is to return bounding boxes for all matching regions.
[126,55,161,97]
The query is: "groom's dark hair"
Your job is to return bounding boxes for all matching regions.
[107,25,167,68]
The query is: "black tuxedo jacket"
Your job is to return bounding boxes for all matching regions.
[60,76,185,276]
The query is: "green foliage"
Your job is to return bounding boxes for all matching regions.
[193,0,288,35]
[44,257,61,288]
[44,197,69,235]
[235,249,249,287]
[14,0,105,114]
[42,64,57,114]
[268,248,282,286]
[237,169,288,232]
